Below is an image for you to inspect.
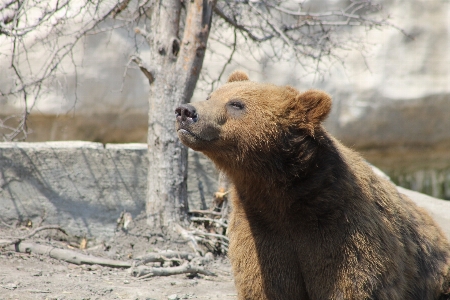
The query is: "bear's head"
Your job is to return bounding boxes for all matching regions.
[175,71,331,176]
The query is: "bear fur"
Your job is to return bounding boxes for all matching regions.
[175,71,450,300]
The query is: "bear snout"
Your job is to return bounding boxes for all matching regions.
[175,104,198,123]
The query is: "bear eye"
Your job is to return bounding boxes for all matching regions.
[206,95,211,100]
[228,100,245,110]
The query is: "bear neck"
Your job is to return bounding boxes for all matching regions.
[210,129,347,216]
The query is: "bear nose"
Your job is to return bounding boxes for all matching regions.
[175,104,198,122]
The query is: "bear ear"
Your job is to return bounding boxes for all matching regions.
[227,70,250,83]
[298,90,332,124]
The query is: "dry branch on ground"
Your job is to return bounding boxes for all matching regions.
[1,241,132,268]
[131,262,216,279]
[134,251,196,266]
[0,224,218,278]
[188,189,230,255]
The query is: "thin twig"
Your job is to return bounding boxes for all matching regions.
[210,28,237,92]
[0,220,14,228]
[192,231,229,242]
[213,5,273,42]
[36,209,47,227]
[0,225,67,248]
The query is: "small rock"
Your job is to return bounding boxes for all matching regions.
[168,294,179,300]
[3,282,18,290]
[204,252,214,262]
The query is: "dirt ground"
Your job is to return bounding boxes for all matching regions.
[0,214,237,300]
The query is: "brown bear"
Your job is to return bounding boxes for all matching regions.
[175,71,450,300]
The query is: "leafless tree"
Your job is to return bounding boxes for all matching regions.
[0,0,398,234]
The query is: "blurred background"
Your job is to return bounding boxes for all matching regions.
[1,0,449,199]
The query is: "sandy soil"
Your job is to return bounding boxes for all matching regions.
[0,215,237,300]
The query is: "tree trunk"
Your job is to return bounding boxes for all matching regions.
[146,0,216,234]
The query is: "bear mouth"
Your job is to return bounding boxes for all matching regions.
[177,128,196,138]
[177,128,212,142]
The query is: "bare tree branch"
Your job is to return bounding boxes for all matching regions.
[209,28,237,92]
[1,0,400,141]
[130,55,154,84]
[213,5,273,42]
[0,0,151,140]
[195,0,405,90]
[111,0,132,18]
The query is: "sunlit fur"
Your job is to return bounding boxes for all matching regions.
[176,71,450,300]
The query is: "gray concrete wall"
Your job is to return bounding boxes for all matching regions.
[1,142,448,241]
[0,142,218,239]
